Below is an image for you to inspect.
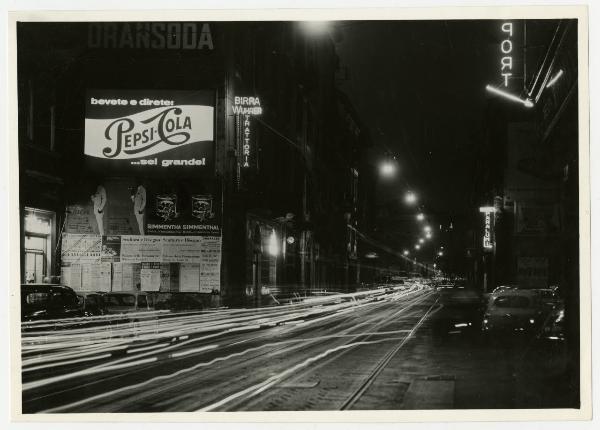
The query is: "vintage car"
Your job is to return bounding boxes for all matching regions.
[433,283,484,337]
[76,292,108,316]
[482,289,546,335]
[21,284,82,321]
[103,291,153,314]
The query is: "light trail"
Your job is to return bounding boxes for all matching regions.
[23,286,424,373]
[33,287,431,412]
[200,293,437,411]
[23,353,113,373]
[198,336,414,412]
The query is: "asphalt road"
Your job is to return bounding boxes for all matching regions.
[20,283,575,413]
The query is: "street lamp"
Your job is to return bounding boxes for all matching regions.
[419,238,424,244]
[268,229,279,256]
[438,251,444,257]
[379,160,396,177]
[300,21,331,37]
[425,232,432,239]
[546,69,564,88]
[405,191,417,205]
[415,244,421,250]
[403,250,409,256]
[424,225,431,233]
[416,213,425,221]
[485,84,534,108]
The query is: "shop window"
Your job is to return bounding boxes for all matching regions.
[23,208,55,284]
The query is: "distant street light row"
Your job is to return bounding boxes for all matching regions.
[379,156,442,263]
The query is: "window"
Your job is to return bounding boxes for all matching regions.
[26,292,49,305]
[137,295,148,309]
[106,294,136,306]
[23,208,55,284]
[49,291,78,307]
[494,295,531,308]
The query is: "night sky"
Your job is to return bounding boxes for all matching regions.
[336,20,554,219]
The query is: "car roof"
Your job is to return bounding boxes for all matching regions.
[21,284,74,292]
[104,291,146,295]
[491,289,538,297]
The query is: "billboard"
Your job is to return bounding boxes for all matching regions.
[64,177,220,236]
[85,89,215,176]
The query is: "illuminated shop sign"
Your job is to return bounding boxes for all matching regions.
[232,97,263,115]
[88,22,214,50]
[233,96,263,170]
[85,89,214,173]
[500,22,514,88]
[241,115,252,168]
[479,206,495,251]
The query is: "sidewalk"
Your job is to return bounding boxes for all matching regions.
[352,317,575,410]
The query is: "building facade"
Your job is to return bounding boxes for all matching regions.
[18,21,376,306]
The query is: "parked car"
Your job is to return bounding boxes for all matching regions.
[152,292,205,311]
[21,284,82,321]
[530,304,569,376]
[482,289,546,335]
[76,292,107,316]
[534,288,562,309]
[103,291,153,314]
[491,284,518,294]
[433,284,483,337]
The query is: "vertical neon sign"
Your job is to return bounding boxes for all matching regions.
[479,206,495,251]
[233,96,262,171]
[500,22,514,88]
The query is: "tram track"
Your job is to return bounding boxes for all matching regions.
[197,291,437,411]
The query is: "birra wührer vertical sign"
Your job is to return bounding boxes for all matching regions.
[232,96,262,170]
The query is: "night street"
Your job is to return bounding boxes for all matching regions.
[14,11,585,415]
[21,281,573,412]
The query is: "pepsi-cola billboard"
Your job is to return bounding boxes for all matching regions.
[84,89,215,176]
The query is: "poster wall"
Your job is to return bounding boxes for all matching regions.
[60,233,221,292]
[59,89,221,294]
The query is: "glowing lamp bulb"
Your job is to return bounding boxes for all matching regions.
[268,230,279,256]
[405,191,417,205]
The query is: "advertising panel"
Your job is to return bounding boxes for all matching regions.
[85,89,215,176]
[516,203,560,235]
[112,262,123,291]
[65,178,221,237]
[145,181,221,236]
[60,233,221,292]
[59,89,221,293]
[61,234,102,264]
[141,262,161,292]
[517,256,549,288]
